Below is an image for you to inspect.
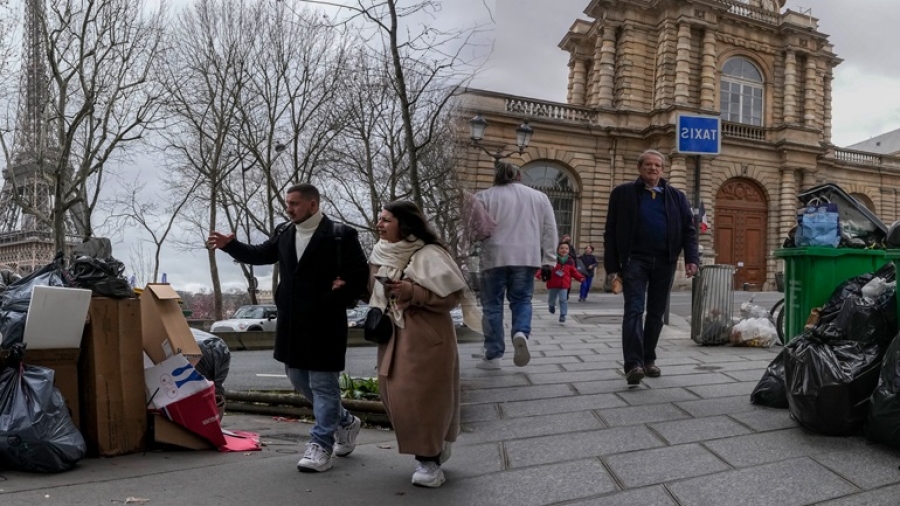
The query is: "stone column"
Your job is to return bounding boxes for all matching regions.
[881,188,896,224]
[823,70,834,143]
[674,23,692,105]
[783,50,797,124]
[566,60,575,104]
[801,168,817,191]
[669,154,688,191]
[803,55,818,129]
[572,59,588,106]
[597,25,616,108]
[779,168,798,240]
[700,29,716,110]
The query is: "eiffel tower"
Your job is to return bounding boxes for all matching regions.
[0,0,78,273]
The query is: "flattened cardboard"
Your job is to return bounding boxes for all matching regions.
[80,298,147,457]
[24,286,92,349]
[27,348,81,429]
[141,284,201,365]
[151,413,214,450]
[160,385,226,447]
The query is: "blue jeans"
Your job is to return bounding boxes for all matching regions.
[480,266,535,360]
[548,288,568,316]
[579,276,594,300]
[285,367,354,453]
[621,256,676,373]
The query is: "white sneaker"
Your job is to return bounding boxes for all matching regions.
[411,461,446,488]
[333,416,362,457]
[476,357,501,370]
[440,442,452,464]
[512,332,531,367]
[297,442,333,472]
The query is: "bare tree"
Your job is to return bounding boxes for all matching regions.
[1,0,168,252]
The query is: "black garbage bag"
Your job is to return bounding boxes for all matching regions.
[831,296,890,345]
[190,328,231,398]
[784,333,884,436]
[816,263,895,329]
[750,350,788,409]
[69,256,133,299]
[866,332,900,449]
[0,364,87,472]
[0,309,27,348]
[0,253,72,310]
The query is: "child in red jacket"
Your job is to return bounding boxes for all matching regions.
[537,243,584,323]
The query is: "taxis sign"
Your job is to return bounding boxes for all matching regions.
[676,114,721,155]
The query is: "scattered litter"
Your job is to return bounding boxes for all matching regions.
[376,443,393,449]
[124,498,150,505]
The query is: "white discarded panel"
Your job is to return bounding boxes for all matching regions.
[24,286,93,349]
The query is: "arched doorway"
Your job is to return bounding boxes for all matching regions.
[520,162,579,243]
[715,178,768,290]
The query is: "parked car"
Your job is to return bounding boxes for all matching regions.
[210,304,277,332]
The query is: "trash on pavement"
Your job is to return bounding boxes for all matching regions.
[730,317,777,348]
[866,331,900,448]
[141,284,202,365]
[750,350,788,409]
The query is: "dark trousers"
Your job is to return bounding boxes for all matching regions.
[621,255,676,373]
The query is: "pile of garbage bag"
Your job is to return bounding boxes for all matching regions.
[0,254,72,348]
[751,263,899,437]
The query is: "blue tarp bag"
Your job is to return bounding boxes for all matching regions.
[796,199,840,248]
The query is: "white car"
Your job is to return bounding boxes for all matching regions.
[210,304,277,332]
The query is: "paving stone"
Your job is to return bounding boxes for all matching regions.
[561,360,623,372]
[577,353,625,363]
[467,364,564,376]
[444,442,504,479]
[667,458,858,506]
[649,415,753,444]
[572,378,639,394]
[505,425,665,468]
[715,359,776,371]
[702,428,861,467]
[692,353,757,363]
[462,374,532,390]
[462,384,574,404]
[645,356,702,367]
[639,363,723,376]
[462,410,602,444]
[460,402,501,423]
[452,458,617,506]
[729,408,798,432]
[675,395,763,417]
[642,372,736,388]
[685,381,757,399]
[616,387,702,406]
[813,442,900,489]
[525,355,584,365]
[501,392,627,418]
[816,483,900,506]
[723,369,769,382]
[527,369,622,384]
[562,486,677,506]
[540,348,600,357]
[605,443,731,488]
[597,403,692,427]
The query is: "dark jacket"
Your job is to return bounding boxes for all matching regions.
[603,177,699,274]
[222,215,369,371]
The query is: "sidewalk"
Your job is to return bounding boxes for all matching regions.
[3,295,900,505]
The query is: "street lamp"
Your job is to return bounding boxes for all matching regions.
[468,114,534,167]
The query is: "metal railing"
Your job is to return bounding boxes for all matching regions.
[505,98,596,123]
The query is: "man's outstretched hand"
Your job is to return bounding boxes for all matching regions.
[207,232,235,250]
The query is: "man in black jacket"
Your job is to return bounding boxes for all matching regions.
[209,183,369,472]
[603,150,699,385]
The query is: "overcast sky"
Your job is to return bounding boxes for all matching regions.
[137,0,900,293]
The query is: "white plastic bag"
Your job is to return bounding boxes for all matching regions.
[740,301,770,320]
[730,317,777,348]
[861,277,889,300]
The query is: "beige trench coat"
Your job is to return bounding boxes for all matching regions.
[371,266,461,457]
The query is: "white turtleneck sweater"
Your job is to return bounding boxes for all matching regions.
[295,210,324,261]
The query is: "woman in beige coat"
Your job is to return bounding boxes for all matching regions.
[369,200,466,488]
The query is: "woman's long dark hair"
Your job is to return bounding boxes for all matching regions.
[383,200,445,248]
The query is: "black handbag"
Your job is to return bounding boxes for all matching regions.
[364,307,394,344]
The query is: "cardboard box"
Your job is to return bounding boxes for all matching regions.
[27,348,81,428]
[141,284,201,365]
[79,297,147,457]
[159,386,226,447]
[150,412,214,450]
[24,286,92,349]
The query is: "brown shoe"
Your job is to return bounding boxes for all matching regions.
[626,367,645,385]
[645,364,661,378]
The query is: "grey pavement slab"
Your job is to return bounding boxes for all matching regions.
[702,428,861,467]
[461,410,603,444]
[504,426,665,468]
[461,383,574,404]
[667,457,859,506]
[729,407,798,432]
[649,415,753,444]
[641,372,736,388]
[812,442,900,489]
[723,368,771,382]
[461,402,502,423]
[675,395,764,417]
[560,360,623,371]
[573,378,645,394]
[500,392,627,418]
[604,443,732,488]
[597,403,693,427]
[526,369,623,384]
[816,483,900,506]
[685,381,758,399]
[616,386,703,406]
[562,486,678,506]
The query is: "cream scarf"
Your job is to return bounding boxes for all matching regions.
[369,238,468,328]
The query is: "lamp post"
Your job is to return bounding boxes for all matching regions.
[468,114,534,167]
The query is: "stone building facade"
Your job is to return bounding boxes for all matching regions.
[457,0,900,290]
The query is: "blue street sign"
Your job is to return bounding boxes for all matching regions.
[676,114,721,155]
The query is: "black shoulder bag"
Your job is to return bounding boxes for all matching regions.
[364,251,419,344]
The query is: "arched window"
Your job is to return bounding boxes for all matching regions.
[720,57,764,126]
[520,163,578,243]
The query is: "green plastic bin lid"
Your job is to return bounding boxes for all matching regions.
[774,247,886,258]
[885,249,900,260]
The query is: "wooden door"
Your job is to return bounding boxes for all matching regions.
[715,179,768,290]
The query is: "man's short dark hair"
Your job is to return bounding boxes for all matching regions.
[287,183,320,202]
[493,162,521,186]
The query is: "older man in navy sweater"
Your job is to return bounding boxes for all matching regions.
[604,150,699,385]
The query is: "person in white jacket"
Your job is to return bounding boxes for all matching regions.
[474,162,558,369]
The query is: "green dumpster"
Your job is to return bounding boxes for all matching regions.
[775,247,889,342]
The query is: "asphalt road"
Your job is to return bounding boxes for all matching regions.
[224,290,784,392]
